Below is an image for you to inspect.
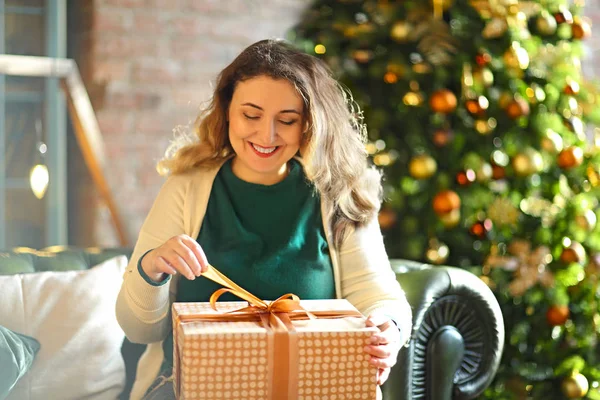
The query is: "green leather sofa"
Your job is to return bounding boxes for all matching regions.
[0,246,504,399]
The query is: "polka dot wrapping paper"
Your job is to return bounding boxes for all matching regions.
[172,299,379,400]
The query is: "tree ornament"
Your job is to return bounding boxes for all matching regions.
[465,96,489,116]
[429,89,457,114]
[492,163,506,180]
[485,240,554,296]
[456,170,476,186]
[561,372,589,398]
[536,11,558,36]
[403,90,424,107]
[587,164,600,187]
[383,72,398,84]
[571,17,592,40]
[512,149,543,176]
[476,163,493,182]
[557,147,584,169]
[553,6,573,25]
[505,97,530,119]
[540,129,564,154]
[470,219,493,238]
[498,92,514,109]
[439,209,461,228]
[564,79,580,95]
[561,241,586,264]
[390,21,412,42]
[488,198,519,226]
[564,116,585,139]
[473,67,494,89]
[503,42,530,74]
[470,0,540,39]
[433,190,461,215]
[547,304,570,326]
[425,238,450,265]
[352,49,374,64]
[378,207,397,230]
[409,154,438,179]
[475,51,492,66]
[432,129,454,147]
[575,209,597,231]
[475,118,496,135]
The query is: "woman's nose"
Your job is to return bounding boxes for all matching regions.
[258,119,277,144]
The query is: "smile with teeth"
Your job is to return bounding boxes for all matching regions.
[251,142,279,154]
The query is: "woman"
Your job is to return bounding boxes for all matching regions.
[116,39,412,399]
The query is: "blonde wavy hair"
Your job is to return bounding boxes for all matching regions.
[158,39,382,247]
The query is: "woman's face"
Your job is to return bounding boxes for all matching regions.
[228,75,305,185]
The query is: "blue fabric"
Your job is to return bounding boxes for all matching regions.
[0,325,40,400]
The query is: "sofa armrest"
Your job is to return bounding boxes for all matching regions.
[383,263,504,399]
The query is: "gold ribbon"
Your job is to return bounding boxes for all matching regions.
[174,264,363,399]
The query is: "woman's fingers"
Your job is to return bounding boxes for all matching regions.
[364,344,391,359]
[155,256,177,275]
[180,235,209,273]
[166,248,196,280]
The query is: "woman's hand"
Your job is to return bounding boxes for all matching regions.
[364,311,402,386]
[141,234,208,282]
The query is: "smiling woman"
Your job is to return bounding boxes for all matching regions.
[116,39,412,400]
[228,77,304,185]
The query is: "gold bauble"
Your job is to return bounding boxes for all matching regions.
[512,149,543,176]
[439,208,461,228]
[536,11,558,35]
[476,163,493,182]
[431,0,454,11]
[475,119,495,135]
[503,42,530,73]
[561,372,589,398]
[575,209,597,231]
[588,164,600,187]
[488,198,519,226]
[540,129,564,153]
[390,21,412,42]
[403,91,424,106]
[429,89,457,114]
[409,155,438,179]
[473,67,494,89]
[557,147,584,169]
[433,190,461,215]
[425,238,450,265]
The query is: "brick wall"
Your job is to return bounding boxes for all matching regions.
[68,0,311,246]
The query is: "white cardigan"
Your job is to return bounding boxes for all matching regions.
[116,158,412,399]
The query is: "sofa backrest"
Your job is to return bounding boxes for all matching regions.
[0,246,144,400]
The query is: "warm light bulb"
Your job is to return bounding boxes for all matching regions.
[30,164,49,199]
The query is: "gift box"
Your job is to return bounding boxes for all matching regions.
[172,298,379,400]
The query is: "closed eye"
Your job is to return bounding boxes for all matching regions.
[280,120,298,126]
[243,113,259,120]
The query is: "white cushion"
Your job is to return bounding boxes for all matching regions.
[0,256,128,400]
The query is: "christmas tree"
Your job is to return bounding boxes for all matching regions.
[292,0,600,398]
